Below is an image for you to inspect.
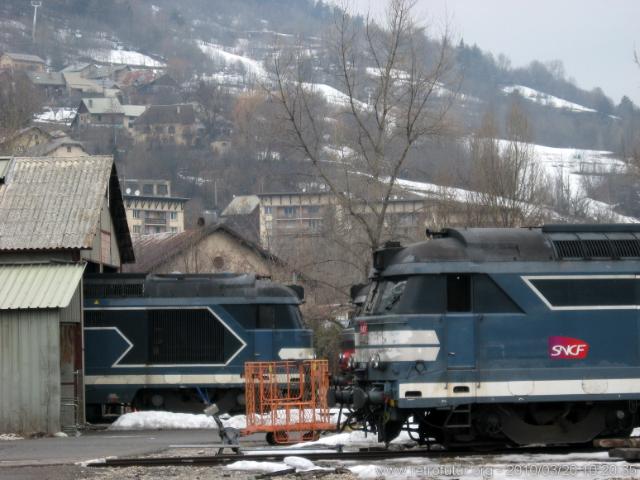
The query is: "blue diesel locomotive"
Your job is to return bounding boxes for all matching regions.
[335,224,640,446]
[84,273,313,421]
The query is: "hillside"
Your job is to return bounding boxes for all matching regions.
[1,0,640,221]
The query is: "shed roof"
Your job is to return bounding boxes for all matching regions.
[0,156,134,261]
[0,263,85,309]
[3,52,45,64]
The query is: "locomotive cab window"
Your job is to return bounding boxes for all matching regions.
[447,274,471,312]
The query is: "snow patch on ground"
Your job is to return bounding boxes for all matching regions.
[84,48,166,68]
[109,411,218,430]
[503,85,596,113]
[287,429,415,449]
[34,107,77,126]
[227,456,328,474]
[0,433,23,441]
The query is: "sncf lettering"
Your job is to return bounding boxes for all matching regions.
[548,336,589,359]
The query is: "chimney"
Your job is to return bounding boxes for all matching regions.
[88,99,93,107]
[176,105,181,114]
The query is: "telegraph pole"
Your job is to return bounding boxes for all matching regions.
[31,1,42,44]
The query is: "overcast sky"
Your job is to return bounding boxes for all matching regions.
[335,0,640,104]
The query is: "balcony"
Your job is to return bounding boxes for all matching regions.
[144,217,167,225]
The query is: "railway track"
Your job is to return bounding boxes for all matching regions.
[90,445,608,468]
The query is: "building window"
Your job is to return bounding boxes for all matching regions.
[213,256,225,270]
[170,211,178,220]
[283,206,298,218]
[143,184,154,195]
[171,227,177,233]
[132,210,141,219]
[133,225,141,233]
[66,145,72,153]
[264,206,272,215]
[307,206,320,215]
[157,184,168,196]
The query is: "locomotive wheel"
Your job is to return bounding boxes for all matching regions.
[497,404,606,445]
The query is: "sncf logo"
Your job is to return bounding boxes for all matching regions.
[359,322,368,335]
[548,336,589,359]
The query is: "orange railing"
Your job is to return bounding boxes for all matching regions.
[243,360,335,444]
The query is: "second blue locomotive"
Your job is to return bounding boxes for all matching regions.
[84,272,313,421]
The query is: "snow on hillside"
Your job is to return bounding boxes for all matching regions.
[392,141,637,223]
[502,85,596,113]
[497,140,625,193]
[197,41,267,80]
[302,83,367,109]
[84,48,166,68]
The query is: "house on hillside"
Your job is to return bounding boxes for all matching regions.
[72,97,124,128]
[134,73,180,103]
[122,223,300,288]
[62,72,105,96]
[132,104,203,146]
[0,52,45,72]
[0,154,134,435]
[27,71,66,100]
[0,126,53,155]
[24,136,88,157]
[123,179,188,235]
[71,98,146,130]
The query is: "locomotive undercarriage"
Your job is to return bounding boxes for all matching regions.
[87,387,245,423]
[342,400,637,447]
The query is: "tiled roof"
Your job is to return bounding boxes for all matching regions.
[0,156,133,261]
[133,104,196,126]
[124,223,279,273]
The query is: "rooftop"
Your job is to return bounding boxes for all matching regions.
[0,155,134,261]
[2,52,45,64]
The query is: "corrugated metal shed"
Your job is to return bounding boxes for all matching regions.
[0,263,85,309]
[0,155,113,251]
[0,308,61,434]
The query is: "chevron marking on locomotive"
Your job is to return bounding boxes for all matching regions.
[522,274,638,311]
[84,374,244,385]
[278,348,315,360]
[85,306,248,367]
[355,330,440,362]
[399,378,640,399]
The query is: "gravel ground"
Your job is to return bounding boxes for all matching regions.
[0,464,357,480]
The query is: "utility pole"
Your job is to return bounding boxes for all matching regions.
[31,1,42,44]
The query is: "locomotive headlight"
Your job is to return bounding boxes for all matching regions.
[370,353,381,369]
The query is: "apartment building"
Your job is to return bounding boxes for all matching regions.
[123,179,188,235]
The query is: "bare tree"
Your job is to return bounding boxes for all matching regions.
[466,103,549,226]
[271,0,456,252]
[0,72,42,137]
